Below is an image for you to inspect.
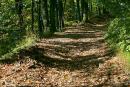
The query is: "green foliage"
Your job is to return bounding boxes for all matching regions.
[105,17,130,52]
[0,33,36,60]
[101,0,130,17]
[0,0,18,30]
[64,0,76,21]
[0,31,23,56]
[0,0,36,59]
[0,36,36,60]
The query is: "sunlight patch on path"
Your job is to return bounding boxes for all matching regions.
[41,37,104,43]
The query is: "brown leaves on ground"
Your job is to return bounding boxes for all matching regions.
[0,22,129,87]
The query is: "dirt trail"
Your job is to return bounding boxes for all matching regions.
[0,22,129,87]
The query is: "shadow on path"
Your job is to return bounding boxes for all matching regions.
[16,22,114,71]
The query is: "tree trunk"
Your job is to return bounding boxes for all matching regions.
[59,0,64,30]
[76,0,81,21]
[37,0,43,36]
[56,0,60,31]
[81,0,85,21]
[72,0,76,20]
[44,0,49,27]
[82,0,89,22]
[15,0,24,30]
[31,0,34,32]
[50,0,56,33]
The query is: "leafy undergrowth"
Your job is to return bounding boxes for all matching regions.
[0,31,36,60]
[105,17,130,52]
[0,22,129,87]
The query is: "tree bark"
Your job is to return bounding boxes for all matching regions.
[37,0,43,36]
[50,0,56,33]
[76,0,81,21]
[44,0,49,27]
[31,0,34,32]
[15,0,24,30]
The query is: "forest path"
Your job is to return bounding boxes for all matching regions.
[0,21,129,86]
[37,22,110,62]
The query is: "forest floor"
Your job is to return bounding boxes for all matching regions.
[0,21,130,87]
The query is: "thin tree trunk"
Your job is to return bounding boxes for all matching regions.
[59,0,64,30]
[81,0,84,21]
[37,0,43,36]
[50,0,56,33]
[81,0,89,22]
[72,0,76,20]
[83,0,89,22]
[31,0,34,32]
[56,0,60,31]
[98,7,101,16]
[76,0,81,21]
[15,0,24,30]
[44,0,49,27]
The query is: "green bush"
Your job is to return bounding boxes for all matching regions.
[105,17,130,52]
[0,31,36,60]
[0,0,36,59]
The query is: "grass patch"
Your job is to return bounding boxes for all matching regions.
[0,34,36,60]
[117,50,130,72]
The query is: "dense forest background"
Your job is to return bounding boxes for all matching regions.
[0,0,130,86]
[0,0,130,61]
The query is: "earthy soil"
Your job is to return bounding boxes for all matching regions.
[0,22,129,87]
